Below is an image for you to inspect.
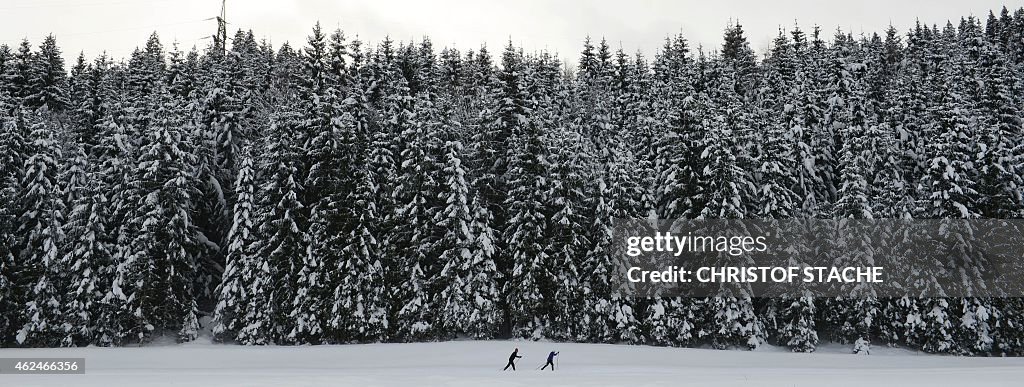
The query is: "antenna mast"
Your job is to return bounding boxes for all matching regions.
[216,0,227,55]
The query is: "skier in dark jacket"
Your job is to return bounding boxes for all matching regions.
[503,347,522,370]
[541,351,559,370]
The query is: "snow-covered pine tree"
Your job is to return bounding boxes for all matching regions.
[270,42,303,107]
[831,59,874,219]
[249,113,306,344]
[871,126,915,347]
[642,297,698,347]
[0,198,14,346]
[211,147,259,343]
[194,39,251,249]
[89,92,135,347]
[0,113,21,345]
[886,24,932,194]
[290,24,344,345]
[973,37,1022,219]
[830,32,901,353]
[71,54,111,157]
[15,113,67,347]
[428,133,474,339]
[571,47,639,341]
[781,62,825,217]
[543,123,590,341]
[61,146,114,347]
[0,44,13,111]
[876,28,932,348]
[816,31,863,214]
[830,71,882,349]
[462,46,513,336]
[392,92,443,342]
[166,46,199,101]
[60,143,90,210]
[0,107,29,212]
[646,36,706,349]
[775,294,819,352]
[465,193,503,338]
[3,40,36,107]
[364,38,420,341]
[330,158,389,343]
[948,20,1003,354]
[608,148,650,341]
[578,36,599,81]
[581,146,647,344]
[535,53,589,341]
[170,48,228,304]
[653,34,704,220]
[503,116,553,338]
[436,47,464,103]
[916,28,975,220]
[720,21,758,96]
[910,34,984,353]
[26,35,68,112]
[500,44,552,339]
[695,65,751,221]
[973,22,1024,356]
[694,61,764,350]
[754,102,799,219]
[612,49,658,214]
[68,52,91,127]
[755,40,819,351]
[326,37,388,344]
[118,86,201,344]
[432,138,500,339]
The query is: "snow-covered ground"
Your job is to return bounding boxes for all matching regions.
[1,340,1023,386]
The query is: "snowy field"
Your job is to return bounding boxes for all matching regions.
[1,340,1023,386]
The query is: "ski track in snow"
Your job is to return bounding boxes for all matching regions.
[1,340,1023,386]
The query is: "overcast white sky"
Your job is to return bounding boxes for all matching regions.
[1,0,1020,66]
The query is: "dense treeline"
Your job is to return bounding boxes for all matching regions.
[1,7,1024,355]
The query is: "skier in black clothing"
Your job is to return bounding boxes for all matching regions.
[541,351,558,370]
[503,347,522,370]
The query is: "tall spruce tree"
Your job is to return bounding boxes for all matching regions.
[62,148,114,347]
[251,113,306,344]
[118,86,201,343]
[211,148,259,343]
[15,114,67,347]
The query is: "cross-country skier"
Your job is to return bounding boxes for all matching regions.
[503,347,522,370]
[541,351,559,370]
